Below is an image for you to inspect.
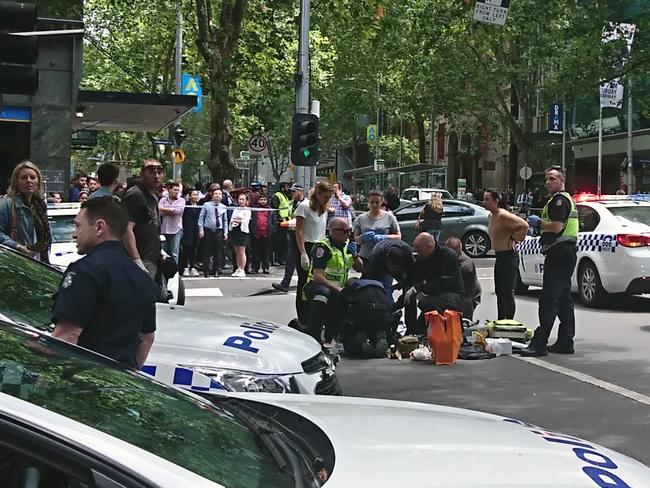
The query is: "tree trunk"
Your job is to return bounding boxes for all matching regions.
[415,114,427,164]
[206,81,236,183]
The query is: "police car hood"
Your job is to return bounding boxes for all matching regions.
[235,393,650,487]
[149,304,322,375]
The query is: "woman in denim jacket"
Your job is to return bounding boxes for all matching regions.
[0,161,52,262]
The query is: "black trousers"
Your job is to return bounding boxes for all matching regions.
[273,226,288,264]
[180,241,198,272]
[296,241,315,324]
[279,231,298,288]
[531,243,577,349]
[494,250,519,320]
[404,292,464,335]
[304,282,344,342]
[251,236,271,271]
[202,229,224,276]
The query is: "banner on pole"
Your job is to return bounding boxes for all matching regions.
[600,82,625,109]
[548,102,564,134]
[599,23,636,109]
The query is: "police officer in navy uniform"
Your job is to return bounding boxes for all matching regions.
[303,217,363,344]
[52,197,160,368]
[520,166,579,357]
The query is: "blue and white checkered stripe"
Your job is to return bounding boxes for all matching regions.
[141,363,225,393]
[517,234,617,256]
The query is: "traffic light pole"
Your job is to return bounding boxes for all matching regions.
[294,0,312,189]
[171,0,183,181]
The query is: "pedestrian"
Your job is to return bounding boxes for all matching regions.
[198,189,228,277]
[327,181,354,228]
[302,217,363,343]
[0,160,52,262]
[68,172,87,202]
[159,180,186,264]
[198,182,220,206]
[384,185,401,211]
[483,189,528,320]
[52,192,63,204]
[415,192,443,242]
[180,188,202,277]
[271,181,292,265]
[295,181,333,324]
[88,177,100,194]
[229,193,252,277]
[122,159,164,280]
[89,163,120,200]
[250,194,275,274]
[249,182,262,206]
[362,238,415,302]
[353,190,401,260]
[195,181,205,200]
[519,166,578,357]
[444,237,481,321]
[51,196,159,368]
[272,184,305,293]
[403,233,465,334]
[78,191,89,204]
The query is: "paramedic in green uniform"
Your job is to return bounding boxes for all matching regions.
[303,217,363,344]
[520,166,579,357]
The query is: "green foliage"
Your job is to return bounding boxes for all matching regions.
[378,135,418,168]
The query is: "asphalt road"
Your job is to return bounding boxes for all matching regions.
[180,258,650,465]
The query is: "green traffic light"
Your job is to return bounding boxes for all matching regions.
[303,148,311,158]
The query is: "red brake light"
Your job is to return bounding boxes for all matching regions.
[617,234,650,247]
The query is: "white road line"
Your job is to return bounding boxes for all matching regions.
[513,355,650,406]
[185,287,224,297]
[183,276,298,282]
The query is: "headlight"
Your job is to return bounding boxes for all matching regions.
[181,366,296,393]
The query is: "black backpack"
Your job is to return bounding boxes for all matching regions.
[343,279,393,333]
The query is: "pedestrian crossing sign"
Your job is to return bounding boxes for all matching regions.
[181,74,202,113]
[367,124,378,144]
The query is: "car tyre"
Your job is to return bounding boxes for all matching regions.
[176,275,186,306]
[462,231,490,258]
[578,260,607,307]
[514,269,528,295]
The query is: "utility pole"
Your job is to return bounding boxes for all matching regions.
[627,77,634,193]
[294,0,311,189]
[171,0,183,180]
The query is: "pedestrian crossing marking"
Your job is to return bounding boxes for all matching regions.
[185,287,223,297]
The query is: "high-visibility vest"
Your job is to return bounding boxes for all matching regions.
[541,191,578,251]
[274,191,290,219]
[305,237,353,291]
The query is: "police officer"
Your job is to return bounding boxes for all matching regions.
[52,197,160,368]
[303,217,363,344]
[519,165,579,357]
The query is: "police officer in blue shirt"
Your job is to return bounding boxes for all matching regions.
[52,197,160,368]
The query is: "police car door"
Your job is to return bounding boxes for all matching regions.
[518,227,544,287]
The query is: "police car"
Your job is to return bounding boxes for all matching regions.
[0,244,340,396]
[516,194,650,307]
[47,202,185,306]
[1,321,649,487]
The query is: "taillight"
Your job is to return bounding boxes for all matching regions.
[617,234,650,247]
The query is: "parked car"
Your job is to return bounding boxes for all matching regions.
[47,202,185,306]
[399,187,453,207]
[0,244,340,395]
[394,199,492,258]
[2,321,649,487]
[516,194,650,306]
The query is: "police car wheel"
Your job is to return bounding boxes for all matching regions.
[514,269,528,295]
[462,231,490,258]
[578,260,607,307]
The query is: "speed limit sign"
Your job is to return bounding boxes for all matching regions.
[248,133,269,156]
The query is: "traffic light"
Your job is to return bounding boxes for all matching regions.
[0,1,39,95]
[173,125,186,146]
[291,112,320,166]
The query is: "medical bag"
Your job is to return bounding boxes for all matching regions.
[343,279,393,332]
[425,310,463,366]
[485,319,533,343]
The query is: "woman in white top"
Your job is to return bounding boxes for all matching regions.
[229,193,252,277]
[294,181,333,323]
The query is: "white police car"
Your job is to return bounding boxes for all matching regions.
[517,194,650,307]
[0,243,340,396]
[1,321,649,487]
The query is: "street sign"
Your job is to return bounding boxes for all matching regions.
[181,74,202,113]
[457,178,467,198]
[172,148,185,164]
[520,166,533,180]
[548,103,564,135]
[239,150,250,160]
[154,139,174,146]
[473,0,510,26]
[367,124,378,144]
[71,130,97,149]
[248,133,269,156]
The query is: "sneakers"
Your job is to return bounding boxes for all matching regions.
[272,283,289,293]
[182,268,190,277]
[189,268,200,277]
[232,268,246,277]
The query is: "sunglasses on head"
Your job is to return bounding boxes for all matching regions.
[546,165,565,176]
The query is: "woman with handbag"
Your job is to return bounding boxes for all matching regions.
[415,192,443,242]
[0,161,52,262]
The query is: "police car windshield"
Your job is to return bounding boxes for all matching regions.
[0,247,59,329]
[0,324,295,488]
[608,206,650,227]
[48,215,76,243]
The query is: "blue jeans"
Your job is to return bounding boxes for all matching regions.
[428,229,441,242]
[164,230,183,265]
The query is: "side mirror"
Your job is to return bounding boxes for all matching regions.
[411,197,417,202]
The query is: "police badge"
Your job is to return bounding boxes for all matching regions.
[62,272,76,289]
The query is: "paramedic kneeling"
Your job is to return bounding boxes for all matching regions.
[303,217,363,344]
[404,233,465,335]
